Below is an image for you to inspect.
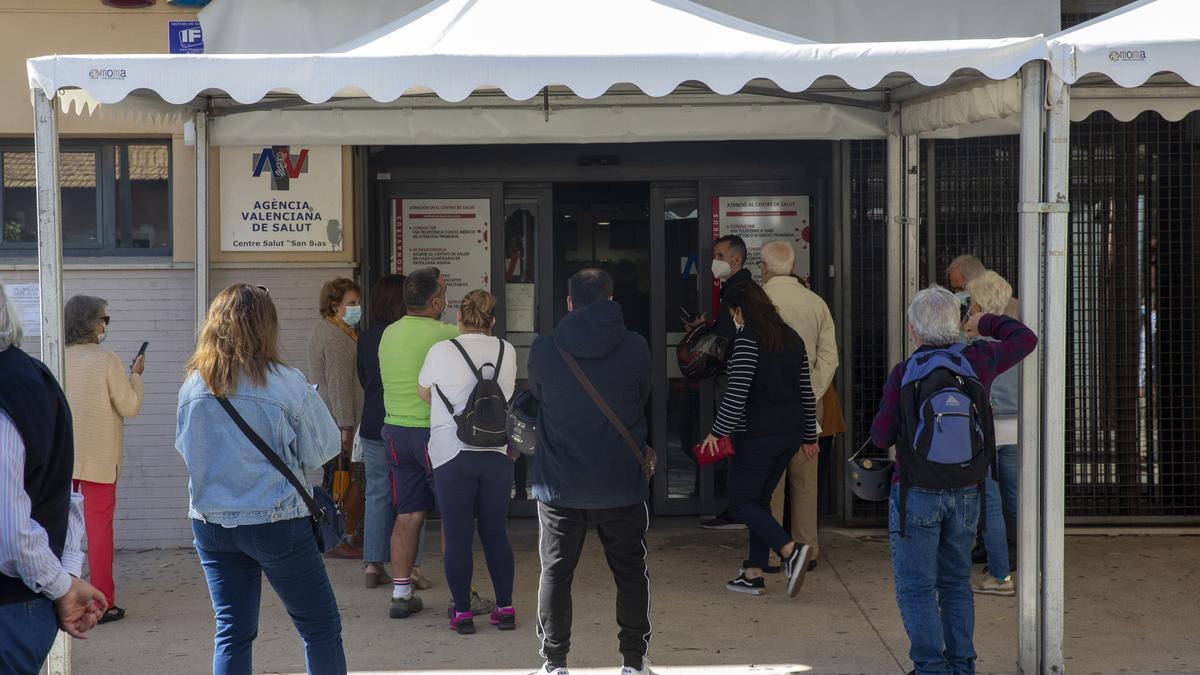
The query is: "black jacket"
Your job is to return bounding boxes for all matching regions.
[0,346,75,606]
[356,322,391,441]
[529,300,652,509]
[713,268,754,342]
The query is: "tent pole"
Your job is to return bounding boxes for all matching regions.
[903,132,920,352]
[194,110,209,337]
[886,107,904,368]
[1016,61,1044,675]
[1041,72,1070,675]
[33,87,71,675]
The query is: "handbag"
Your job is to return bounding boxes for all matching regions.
[556,342,656,478]
[692,435,735,466]
[215,396,346,553]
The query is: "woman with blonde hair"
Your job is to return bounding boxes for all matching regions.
[176,284,346,674]
[964,269,1019,597]
[417,289,517,635]
[63,294,144,624]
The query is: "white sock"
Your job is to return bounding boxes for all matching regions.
[392,578,413,600]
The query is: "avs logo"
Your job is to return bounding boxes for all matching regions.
[251,146,309,191]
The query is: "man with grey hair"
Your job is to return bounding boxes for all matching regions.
[871,284,1036,675]
[0,284,108,671]
[945,254,986,293]
[758,240,838,573]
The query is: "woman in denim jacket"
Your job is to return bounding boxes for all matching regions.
[176,284,346,675]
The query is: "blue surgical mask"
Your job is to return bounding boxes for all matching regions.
[343,306,362,326]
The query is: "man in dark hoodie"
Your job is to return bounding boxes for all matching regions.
[528,268,655,675]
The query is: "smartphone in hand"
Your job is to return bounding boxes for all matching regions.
[132,341,148,368]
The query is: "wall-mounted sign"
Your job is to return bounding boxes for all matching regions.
[220,145,343,252]
[168,20,204,54]
[394,198,491,322]
[713,196,811,285]
[3,283,41,337]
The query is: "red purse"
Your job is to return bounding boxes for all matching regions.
[692,436,735,466]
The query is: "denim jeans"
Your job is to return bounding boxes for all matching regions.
[0,597,57,675]
[983,444,1019,580]
[889,484,980,675]
[193,518,346,675]
[729,432,803,569]
[361,437,426,567]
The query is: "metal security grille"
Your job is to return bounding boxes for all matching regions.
[1066,111,1200,520]
[847,140,890,520]
[926,137,1021,291]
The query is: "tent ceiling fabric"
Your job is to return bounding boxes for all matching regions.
[1049,0,1200,87]
[26,0,1045,108]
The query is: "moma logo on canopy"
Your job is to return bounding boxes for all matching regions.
[251,146,310,191]
[1109,49,1147,62]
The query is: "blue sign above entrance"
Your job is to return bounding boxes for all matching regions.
[168,20,204,54]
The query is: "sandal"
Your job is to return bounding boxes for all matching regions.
[98,606,126,625]
[364,566,391,589]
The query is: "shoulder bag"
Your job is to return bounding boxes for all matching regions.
[555,343,656,478]
[215,396,346,552]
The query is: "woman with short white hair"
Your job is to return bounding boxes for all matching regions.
[965,270,1019,597]
[906,285,963,347]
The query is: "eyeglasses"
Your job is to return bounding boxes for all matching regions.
[100,316,110,325]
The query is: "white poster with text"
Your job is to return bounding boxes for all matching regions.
[220,145,343,251]
[713,196,811,285]
[394,198,491,321]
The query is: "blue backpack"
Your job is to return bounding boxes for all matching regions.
[896,344,995,535]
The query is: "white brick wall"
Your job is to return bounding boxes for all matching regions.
[1,264,354,549]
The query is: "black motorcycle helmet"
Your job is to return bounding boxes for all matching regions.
[506,389,539,456]
[676,323,730,380]
[846,441,895,502]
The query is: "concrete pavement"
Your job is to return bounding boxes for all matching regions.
[70,519,1200,674]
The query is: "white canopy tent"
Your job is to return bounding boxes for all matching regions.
[26,1,1069,673]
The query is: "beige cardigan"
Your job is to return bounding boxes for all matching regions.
[66,343,144,484]
[307,318,363,429]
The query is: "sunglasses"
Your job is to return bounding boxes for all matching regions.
[100,316,110,325]
[256,285,270,295]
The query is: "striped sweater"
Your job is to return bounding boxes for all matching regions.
[712,326,819,443]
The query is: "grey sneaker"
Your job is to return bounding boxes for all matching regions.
[448,589,497,618]
[973,574,1016,597]
[389,593,424,619]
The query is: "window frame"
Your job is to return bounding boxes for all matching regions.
[0,139,173,257]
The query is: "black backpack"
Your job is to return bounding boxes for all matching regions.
[435,339,509,448]
[896,343,995,535]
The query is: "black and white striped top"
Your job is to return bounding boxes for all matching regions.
[711,328,819,443]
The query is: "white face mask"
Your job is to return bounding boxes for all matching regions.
[97,329,107,344]
[343,305,362,326]
[712,259,732,281]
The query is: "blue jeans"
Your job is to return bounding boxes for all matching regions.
[361,437,426,567]
[193,518,346,675]
[0,597,57,675]
[983,444,1019,580]
[889,484,980,675]
[729,432,803,569]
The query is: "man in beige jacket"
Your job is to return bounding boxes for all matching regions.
[759,241,839,571]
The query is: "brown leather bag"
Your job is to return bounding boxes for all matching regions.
[331,456,365,541]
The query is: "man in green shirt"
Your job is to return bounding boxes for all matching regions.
[379,268,457,619]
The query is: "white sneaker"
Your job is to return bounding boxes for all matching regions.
[621,658,658,675]
[539,663,568,675]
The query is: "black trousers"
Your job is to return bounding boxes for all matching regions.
[536,501,651,669]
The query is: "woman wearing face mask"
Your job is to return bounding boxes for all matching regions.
[697,282,818,598]
[307,277,365,558]
[63,294,145,624]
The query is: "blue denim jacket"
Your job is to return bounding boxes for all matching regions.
[176,366,340,526]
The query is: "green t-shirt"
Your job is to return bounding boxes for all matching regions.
[380,316,459,428]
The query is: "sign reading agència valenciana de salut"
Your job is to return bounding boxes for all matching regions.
[220,145,344,252]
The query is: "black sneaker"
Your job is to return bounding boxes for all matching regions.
[807,559,818,573]
[701,512,746,530]
[726,573,767,595]
[783,544,812,598]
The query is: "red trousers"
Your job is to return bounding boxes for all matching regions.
[73,480,117,606]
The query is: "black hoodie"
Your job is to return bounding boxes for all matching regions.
[528,299,651,509]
